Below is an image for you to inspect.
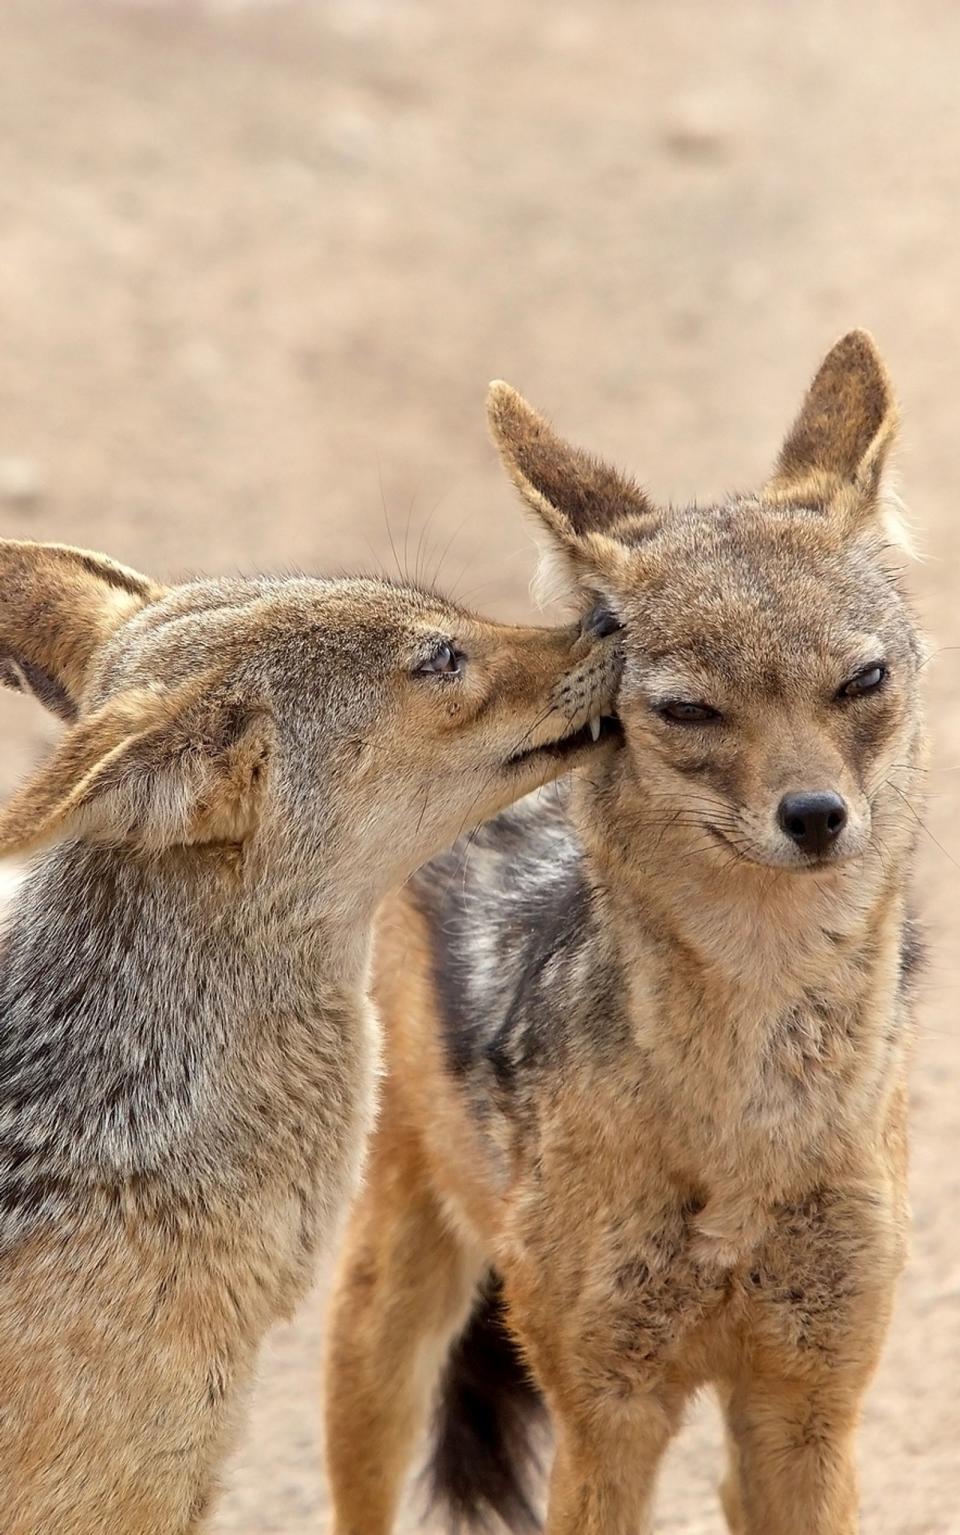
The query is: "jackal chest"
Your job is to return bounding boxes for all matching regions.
[506,1171,905,1401]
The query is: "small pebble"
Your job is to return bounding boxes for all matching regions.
[662,99,730,161]
[0,457,44,509]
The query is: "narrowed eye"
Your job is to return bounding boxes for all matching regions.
[656,700,722,724]
[838,663,887,699]
[582,602,623,639]
[416,641,462,677]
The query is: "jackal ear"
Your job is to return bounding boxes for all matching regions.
[0,681,274,860]
[0,540,162,722]
[487,382,656,606]
[766,330,902,538]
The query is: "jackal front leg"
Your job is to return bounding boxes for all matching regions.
[541,1392,685,1535]
[721,1378,861,1535]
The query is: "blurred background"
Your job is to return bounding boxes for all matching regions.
[2,1,959,1529]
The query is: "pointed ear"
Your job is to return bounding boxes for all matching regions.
[0,681,274,860]
[765,330,900,530]
[0,540,162,722]
[487,382,656,604]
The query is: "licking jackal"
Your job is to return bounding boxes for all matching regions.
[0,545,621,1534]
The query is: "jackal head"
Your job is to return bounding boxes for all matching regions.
[0,552,621,902]
[490,331,925,878]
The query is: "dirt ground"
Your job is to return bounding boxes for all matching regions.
[2,1,959,1529]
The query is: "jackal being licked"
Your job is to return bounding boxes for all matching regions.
[325,332,925,1535]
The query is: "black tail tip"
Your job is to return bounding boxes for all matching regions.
[426,1273,547,1532]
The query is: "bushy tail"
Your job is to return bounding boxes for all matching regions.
[427,1274,547,1532]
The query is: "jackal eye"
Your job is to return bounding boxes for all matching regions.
[656,700,721,724]
[415,641,462,676]
[582,602,623,639]
[838,663,887,699]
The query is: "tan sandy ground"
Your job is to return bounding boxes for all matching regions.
[1,1,959,1528]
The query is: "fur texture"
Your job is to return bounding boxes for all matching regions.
[0,543,622,1534]
[324,332,927,1535]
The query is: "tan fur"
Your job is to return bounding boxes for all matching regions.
[0,540,622,1533]
[325,333,925,1535]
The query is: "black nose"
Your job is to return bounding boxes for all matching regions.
[777,791,848,856]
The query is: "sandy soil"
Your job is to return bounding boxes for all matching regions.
[1,2,959,1529]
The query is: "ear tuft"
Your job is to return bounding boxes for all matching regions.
[767,330,899,512]
[876,481,919,559]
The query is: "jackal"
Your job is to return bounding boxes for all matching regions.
[325,331,926,1535]
[0,541,622,1534]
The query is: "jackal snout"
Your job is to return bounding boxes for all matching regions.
[712,715,882,871]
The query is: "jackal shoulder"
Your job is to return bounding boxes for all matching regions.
[407,789,629,1099]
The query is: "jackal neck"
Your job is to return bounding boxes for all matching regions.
[573,768,910,1033]
[0,839,373,1182]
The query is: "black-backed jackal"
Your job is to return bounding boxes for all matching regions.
[0,544,621,1533]
[325,332,925,1535]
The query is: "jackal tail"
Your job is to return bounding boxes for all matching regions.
[427,1276,547,1533]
